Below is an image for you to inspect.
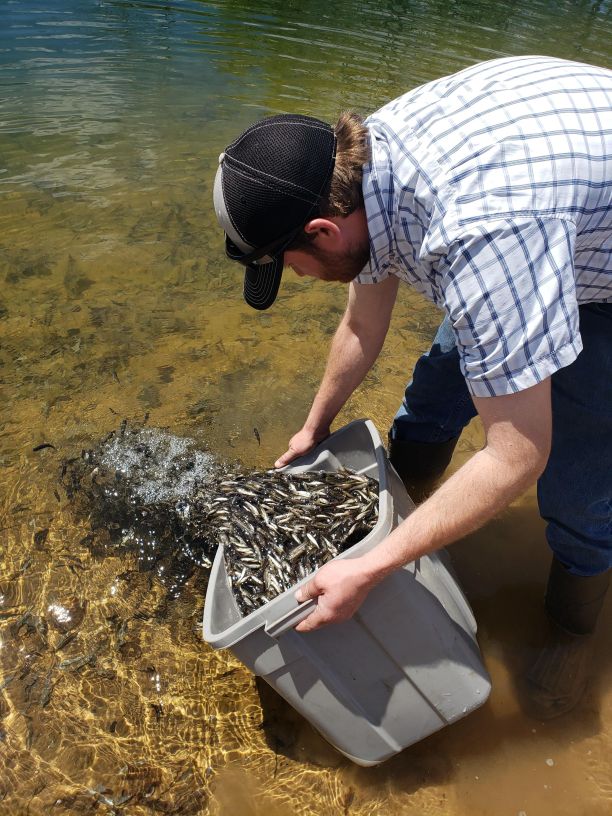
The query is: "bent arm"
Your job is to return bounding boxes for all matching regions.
[276,275,399,466]
[305,274,399,432]
[364,378,552,577]
[295,378,553,630]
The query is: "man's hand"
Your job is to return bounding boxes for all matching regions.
[294,557,378,632]
[289,381,553,633]
[274,426,330,468]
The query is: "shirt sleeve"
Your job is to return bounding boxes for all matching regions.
[356,263,391,285]
[440,216,583,397]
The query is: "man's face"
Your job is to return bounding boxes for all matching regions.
[284,236,370,284]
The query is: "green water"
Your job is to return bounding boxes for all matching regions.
[1,1,612,814]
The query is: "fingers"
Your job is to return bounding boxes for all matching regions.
[294,608,326,633]
[295,576,344,632]
[274,428,327,469]
[295,578,318,603]
[274,440,304,468]
[294,579,322,631]
[274,447,298,469]
[294,598,349,632]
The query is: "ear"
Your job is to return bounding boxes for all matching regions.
[303,217,342,248]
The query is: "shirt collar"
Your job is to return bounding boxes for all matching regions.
[362,120,397,280]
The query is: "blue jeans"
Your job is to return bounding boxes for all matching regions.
[390,304,612,577]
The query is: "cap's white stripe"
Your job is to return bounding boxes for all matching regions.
[213,165,253,254]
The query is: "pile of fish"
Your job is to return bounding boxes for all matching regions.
[63,424,380,613]
[189,469,379,615]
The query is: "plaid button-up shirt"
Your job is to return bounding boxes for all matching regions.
[358,56,612,397]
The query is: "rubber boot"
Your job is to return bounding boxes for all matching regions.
[387,433,459,502]
[523,557,610,719]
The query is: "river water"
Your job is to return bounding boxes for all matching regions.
[1,1,611,814]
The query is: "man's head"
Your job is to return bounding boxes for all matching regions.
[213,112,371,309]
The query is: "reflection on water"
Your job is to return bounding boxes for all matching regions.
[1,0,611,814]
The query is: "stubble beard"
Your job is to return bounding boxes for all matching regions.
[311,238,371,283]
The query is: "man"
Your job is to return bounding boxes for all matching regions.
[213,55,612,719]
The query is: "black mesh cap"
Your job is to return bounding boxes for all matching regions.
[213,114,337,309]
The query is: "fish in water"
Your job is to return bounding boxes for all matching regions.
[62,423,379,612]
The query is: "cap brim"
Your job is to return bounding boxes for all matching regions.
[243,257,283,310]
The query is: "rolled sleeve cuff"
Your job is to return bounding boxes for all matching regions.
[356,266,391,285]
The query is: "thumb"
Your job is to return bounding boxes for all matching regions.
[295,578,319,603]
[274,448,296,469]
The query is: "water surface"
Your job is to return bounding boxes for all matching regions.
[1,1,612,814]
